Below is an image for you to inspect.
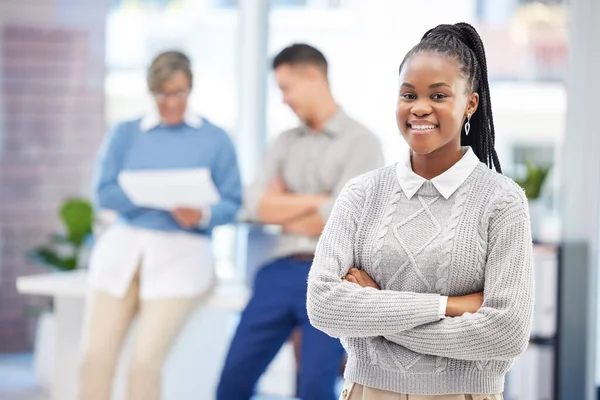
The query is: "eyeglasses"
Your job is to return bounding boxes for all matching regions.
[152,88,190,101]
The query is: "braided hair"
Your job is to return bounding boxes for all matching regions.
[399,22,501,173]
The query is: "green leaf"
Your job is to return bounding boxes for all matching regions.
[515,161,551,200]
[28,198,94,271]
[60,198,94,246]
[29,248,77,271]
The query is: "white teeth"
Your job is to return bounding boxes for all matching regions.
[411,125,436,131]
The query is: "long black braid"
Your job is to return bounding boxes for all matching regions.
[399,22,502,173]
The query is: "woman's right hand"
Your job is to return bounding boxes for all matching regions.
[446,292,484,317]
[172,207,203,228]
[344,268,380,290]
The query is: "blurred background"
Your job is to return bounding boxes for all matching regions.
[1,0,596,399]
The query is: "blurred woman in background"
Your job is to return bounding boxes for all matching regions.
[79,51,242,400]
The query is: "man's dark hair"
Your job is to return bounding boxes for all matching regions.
[400,22,501,173]
[272,43,328,75]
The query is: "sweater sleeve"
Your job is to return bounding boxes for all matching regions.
[384,187,534,361]
[307,177,444,339]
[198,131,242,230]
[93,122,146,218]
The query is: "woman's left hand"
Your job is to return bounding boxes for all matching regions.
[344,268,380,290]
[172,207,203,228]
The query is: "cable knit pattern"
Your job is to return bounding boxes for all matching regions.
[436,181,470,294]
[432,176,471,374]
[364,183,403,367]
[373,189,402,286]
[307,162,534,395]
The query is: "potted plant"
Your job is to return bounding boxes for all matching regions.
[514,161,551,241]
[27,198,94,391]
[30,198,94,271]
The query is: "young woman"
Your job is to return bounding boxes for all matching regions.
[307,23,533,400]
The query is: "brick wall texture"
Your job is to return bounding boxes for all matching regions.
[0,0,107,352]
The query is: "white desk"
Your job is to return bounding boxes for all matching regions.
[16,270,296,400]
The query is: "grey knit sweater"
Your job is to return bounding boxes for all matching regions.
[307,162,534,395]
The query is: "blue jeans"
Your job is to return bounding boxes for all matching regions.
[217,257,345,400]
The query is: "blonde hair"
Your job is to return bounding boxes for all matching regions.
[147,51,193,92]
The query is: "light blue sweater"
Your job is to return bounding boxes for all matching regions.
[93,117,242,235]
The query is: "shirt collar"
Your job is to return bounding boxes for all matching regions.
[396,147,480,200]
[301,107,347,137]
[139,110,203,132]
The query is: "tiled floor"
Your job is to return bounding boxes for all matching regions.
[0,353,305,400]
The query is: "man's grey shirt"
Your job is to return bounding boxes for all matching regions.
[244,108,385,259]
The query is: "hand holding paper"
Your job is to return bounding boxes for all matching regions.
[118,168,220,211]
[172,207,203,228]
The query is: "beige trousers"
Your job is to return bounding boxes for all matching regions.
[342,382,503,400]
[78,271,200,400]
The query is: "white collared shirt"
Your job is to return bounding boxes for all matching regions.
[88,224,214,300]
[396,147,481,200]
[396,147,481,318]
[139,110,203,132]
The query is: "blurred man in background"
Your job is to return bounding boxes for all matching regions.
[217,43,384,400]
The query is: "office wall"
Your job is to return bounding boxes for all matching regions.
[0,0,107,352]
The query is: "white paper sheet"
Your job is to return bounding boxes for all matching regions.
[118,168,220,211]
